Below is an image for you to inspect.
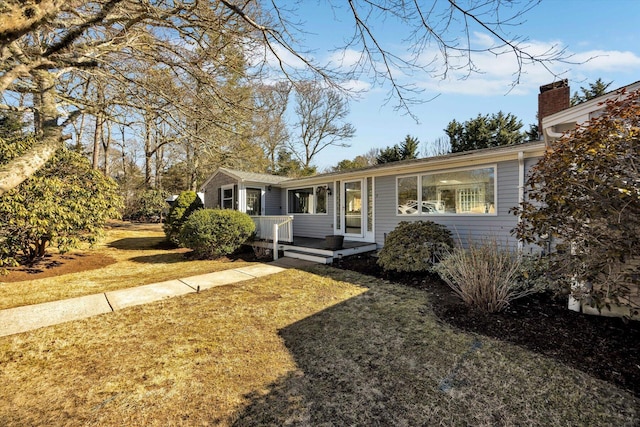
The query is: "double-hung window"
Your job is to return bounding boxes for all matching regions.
[221,185,234,209]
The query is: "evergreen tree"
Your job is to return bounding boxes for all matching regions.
[376,135,420,164]
[0,112,25,141]
[525,124,540,141]
[273,149,316,177]
[445,112,526,153]
[400,135,420,159]
[0,143,122,265]
[376,145,403,164]
[570,78,613,106]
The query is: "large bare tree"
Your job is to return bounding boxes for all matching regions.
[291,81,356,168]
[0,0,565,196]
[253,82,291,172]
[0,0,261,195]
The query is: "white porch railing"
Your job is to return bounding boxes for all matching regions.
[250,215,294,242]
[250,215,294,261]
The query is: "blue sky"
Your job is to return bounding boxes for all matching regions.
[276,0,640,170]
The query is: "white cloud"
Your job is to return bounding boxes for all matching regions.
[255,29,640,100]
[328,49,367,70]
[339,79,372,93]
[569,50,640,72]
[409,36,568,96]
[405,32,640,97]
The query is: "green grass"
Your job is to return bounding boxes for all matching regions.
[0,265,637,426]
[0,222,256,309]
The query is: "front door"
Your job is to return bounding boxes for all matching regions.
[343,180,363,237]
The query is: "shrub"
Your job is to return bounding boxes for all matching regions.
[514,88,640,313]
[433,238,547,313]
[377,221,454,272]
[125,188,169,222]
[179,209,255,259]
[163,191,203,245]
[0,145,122,267]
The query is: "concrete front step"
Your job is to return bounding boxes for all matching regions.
[283,249,334,264]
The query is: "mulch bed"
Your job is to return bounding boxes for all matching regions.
[333,253,640,398]
[1,253,117,283]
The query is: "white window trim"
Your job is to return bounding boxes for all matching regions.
[245,186,264,216]
[221,184,234,210]
[395,164,498,217]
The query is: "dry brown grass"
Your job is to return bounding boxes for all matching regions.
[0,266,637,426]
[0,222,256,310]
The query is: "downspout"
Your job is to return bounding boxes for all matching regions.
[517,151,525,252]
[544,126,564,141]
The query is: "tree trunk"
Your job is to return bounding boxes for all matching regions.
[92,85,105,170]
[144,112,153,188]
[155,135,164,190]
[73,113,86,152]
[92,112,103,169]
[71,80,90,152]
[102,120,111,176]
[120,124,127,181]
[0,70,62,197]
[189,154,199,192]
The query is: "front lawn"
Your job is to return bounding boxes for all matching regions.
[0,265,637,426]
[0,222,256,310]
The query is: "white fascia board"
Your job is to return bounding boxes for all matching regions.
[542,81,640,130]
[280,142,546,188]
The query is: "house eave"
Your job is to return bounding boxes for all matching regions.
[542,80,640,142]
[200,167,288,191]
[280,142,546,187]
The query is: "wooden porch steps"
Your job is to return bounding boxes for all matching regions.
[251,238,377,264]
[283,249,334,264]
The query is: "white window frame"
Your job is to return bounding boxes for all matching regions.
[245,187,263,216]
[221,184,234,210]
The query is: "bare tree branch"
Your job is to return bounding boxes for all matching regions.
[0,0,572,195]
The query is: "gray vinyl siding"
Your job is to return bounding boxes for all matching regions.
[374,160,532,248]
[282,183,335,238]
[201,173,236,209]
[521,156,547,254]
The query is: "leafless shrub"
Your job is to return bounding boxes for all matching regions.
[251,244,273,260]
[434,238,546,313]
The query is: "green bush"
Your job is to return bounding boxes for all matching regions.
[179,209,255,259]
[125,188,169,222]
[377,220,454,272]
[433,238,548,313]
[163,191,203,245]
[0,145,122,267]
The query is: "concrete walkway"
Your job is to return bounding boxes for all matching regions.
[0,258,312,338]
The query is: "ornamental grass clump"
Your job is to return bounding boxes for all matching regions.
[179,209,255,259]
[433,238,546,313]
[377,220,454,272]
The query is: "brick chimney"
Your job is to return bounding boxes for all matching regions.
[538,79,570,133]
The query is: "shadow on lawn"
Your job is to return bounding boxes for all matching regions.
[128,247,259,264]
[230,268,451,426]
[128,253,190,264]
[108,237,169,251]
[229,267,639,426]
